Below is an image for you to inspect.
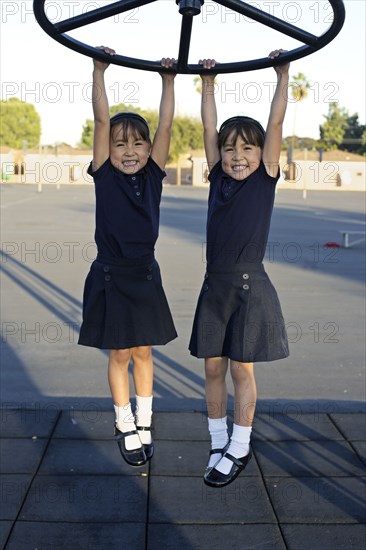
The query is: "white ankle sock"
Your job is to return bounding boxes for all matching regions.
[215,424,252,475]
[207,416,229,468]
[114,403,141,450]
[135,395,153,445]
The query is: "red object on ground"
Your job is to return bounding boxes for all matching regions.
[324,242,341,248]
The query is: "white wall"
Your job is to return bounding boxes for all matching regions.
[1,153,93,184]
[191,156,365,191]
[2,152,365,191]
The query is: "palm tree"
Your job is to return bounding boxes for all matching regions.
[289,72,311,160]
[291,72,311,102]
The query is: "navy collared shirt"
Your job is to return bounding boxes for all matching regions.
[206,160,280,265]
[88,158,165,259]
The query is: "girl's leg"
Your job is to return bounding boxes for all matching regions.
[132,346,154,445]
[214,361,256,475]
[132,346,154,397]
[231,360,256,427]
[205,357,229,418]
[205,357,230,468]
[109,349,132,405]
[109,349,141,450]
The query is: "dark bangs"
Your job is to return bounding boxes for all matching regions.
[218,116,265,149]
[111,117,150,143]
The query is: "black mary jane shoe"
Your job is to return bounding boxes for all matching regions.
[114,425,147,467]
[137,426,154,461]
[203,449,252,488]
[205,442,230,474]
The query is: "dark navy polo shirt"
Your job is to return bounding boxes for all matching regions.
[88,158,165,258]
[206,160,279,265]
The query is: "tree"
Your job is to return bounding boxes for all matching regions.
[339,113,366,155]
[80,119,94,148]
[283,136,319,151]
[79,104,203,161]
[0,98,41,149]
[169,116,203,160]
[288,73,311,161]
[290,72,311,102]
[319,103,348,150]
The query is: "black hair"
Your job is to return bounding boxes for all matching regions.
[218,116,265,149]
[110,112,151,143]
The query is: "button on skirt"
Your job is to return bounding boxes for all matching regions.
[78,255,177,349]
[189,263,289,362]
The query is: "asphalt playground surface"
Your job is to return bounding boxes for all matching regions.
[1,183,365,549]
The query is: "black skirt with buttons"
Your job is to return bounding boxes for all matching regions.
[78,255,177,349]
[189,263,289,363]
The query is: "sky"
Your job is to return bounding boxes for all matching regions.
[1,0,365,147]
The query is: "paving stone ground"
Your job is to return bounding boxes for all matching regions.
[1,185,365,548]
[0,409,365,549]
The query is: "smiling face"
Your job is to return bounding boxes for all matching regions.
[220,131,262,181]
[110,123,151,175]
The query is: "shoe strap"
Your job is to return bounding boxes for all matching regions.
[114,426,138,438]
[136,426,151,432]
[209,448,224,456]
[223,452,248,467]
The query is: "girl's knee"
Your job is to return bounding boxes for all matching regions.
[205,357,227,380]
[109,348,131,366]
[132,346,152,363]
[230,361,254,381]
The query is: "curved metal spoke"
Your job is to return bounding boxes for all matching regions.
[33,0,346,74]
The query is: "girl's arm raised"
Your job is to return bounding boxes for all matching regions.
[91,47,115,171]
[262,49,290,178]
[200,60,220,169]
[151,58,176,170]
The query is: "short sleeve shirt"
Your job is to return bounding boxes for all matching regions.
[88,158,165,258]
[206,160,279,265]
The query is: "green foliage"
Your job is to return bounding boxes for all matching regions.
[80,119,94,149]
[0,98,41,149]
[170,116,203,160]
[319,103,348,150]
[290,72,311,102]
[80,104,203,161]
[283,136,320,150]
[339,113,366,155]
[318,104,365,154]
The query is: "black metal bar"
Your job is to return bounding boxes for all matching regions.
[177,16,194,72]
[188,47,312,74]
[33,0,157,34]
[215,0,318,46]
[56,0,157,32]
[313,0,346,47]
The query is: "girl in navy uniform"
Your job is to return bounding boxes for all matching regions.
[79,47,177,467]
[189,50,290,487]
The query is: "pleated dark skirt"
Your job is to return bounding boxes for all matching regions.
[78,255,177,349]
[189,263,289,363]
